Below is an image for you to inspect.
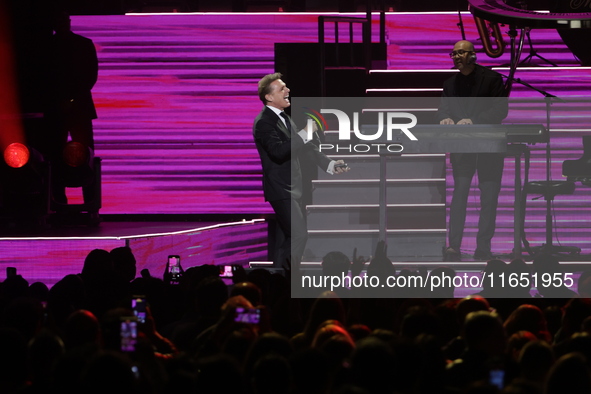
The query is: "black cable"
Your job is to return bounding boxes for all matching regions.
[520,145,535,257]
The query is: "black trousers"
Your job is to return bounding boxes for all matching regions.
[46,114,96,205]
[269,198,308,269]
[449,153,504,253]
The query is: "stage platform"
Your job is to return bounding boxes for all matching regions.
[2,216,588,296]
[0,218,268,287]
[3,12,591,291]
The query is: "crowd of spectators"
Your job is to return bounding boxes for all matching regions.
[1,246,591,394]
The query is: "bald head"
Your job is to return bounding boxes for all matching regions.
[451,40,476,74]
[455,40,475,52]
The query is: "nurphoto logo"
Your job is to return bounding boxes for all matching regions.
[309,109,418,154]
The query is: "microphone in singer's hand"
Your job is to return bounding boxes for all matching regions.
[334,163,348,170]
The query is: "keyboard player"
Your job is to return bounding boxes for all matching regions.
[438,40,509,261]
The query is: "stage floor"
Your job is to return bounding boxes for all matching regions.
[0,220,229,238]
[0,219,268,287]
[2,217,589,289]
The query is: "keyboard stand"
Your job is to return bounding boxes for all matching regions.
[508,143,529,259]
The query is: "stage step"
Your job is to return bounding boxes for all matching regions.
[304,230,446,261]
[311,179,445,205]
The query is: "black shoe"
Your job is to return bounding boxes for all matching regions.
[473,250,494,261]
[443,247,461,262]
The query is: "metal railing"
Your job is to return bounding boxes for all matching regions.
[318,9,385,96]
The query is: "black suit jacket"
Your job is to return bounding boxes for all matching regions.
[253,106,331,202]
[49,31,98,119]
[438,64,508,124]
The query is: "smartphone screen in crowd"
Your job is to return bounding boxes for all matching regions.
[219,265,233,278]
[234,307,260,324]
[120,318,138,352]
[131,296,147,324]
[168,255,181,281]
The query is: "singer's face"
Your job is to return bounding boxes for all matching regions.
[266,79,291,110]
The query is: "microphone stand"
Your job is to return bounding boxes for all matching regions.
[519,28,558,67]
[457,0,466,40]
[503,25,525,95]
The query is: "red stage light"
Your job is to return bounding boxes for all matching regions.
[63,141,89,167]
[4,142,30,168]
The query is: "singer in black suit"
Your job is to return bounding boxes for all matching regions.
[253,73,347,269]
[438,40,508,261]
[47,11,99,205]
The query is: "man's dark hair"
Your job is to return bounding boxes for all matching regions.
[258,72,282,105]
